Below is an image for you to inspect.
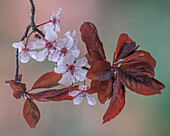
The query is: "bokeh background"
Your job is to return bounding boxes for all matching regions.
[0,0,169,136]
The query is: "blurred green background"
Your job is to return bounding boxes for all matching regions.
[0,0,169,136]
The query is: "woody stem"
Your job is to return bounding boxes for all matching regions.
[15,0,45,80]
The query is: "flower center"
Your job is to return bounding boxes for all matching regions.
[22,48,29,53]
[68,65,75,75]
[46,42,53,49]
[60,47,67,55]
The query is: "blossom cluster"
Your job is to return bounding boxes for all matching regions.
[12,8,96,105]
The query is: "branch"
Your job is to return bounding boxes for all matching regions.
[15,0,45,80]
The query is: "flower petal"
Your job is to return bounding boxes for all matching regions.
[58,72,72,86]
[78,85,87,91]
[35,48,48,62]
[33,40,46,49]
[54,65,67,74]
[28,51,37,60]
[70,48,80,59]
[86,94,96,105]
[44,22,54,32]
[19,52,30,63]
[74,69,87,81]
[55,39,65,50]
[74,57,87,67]
[64,55,75,65]
[69,91,81,97]
[45,30,57,42]
[48,50,60,62]
[73,94,84,105]
[12,41,24,49]
[65,35,74,49]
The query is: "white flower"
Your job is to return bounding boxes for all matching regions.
[69,85,96,105]
[34,28,57,62]
[64,30,77,46]
[48,31,80,64]
[44,8,61,33]
[54,57,88,85]
[12,41,37,63]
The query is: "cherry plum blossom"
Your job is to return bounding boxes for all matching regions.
[48,31,80,64]
[69,85,96,105]
[54,57,88,85]
[44,8,61,33]
[12,41,37,63]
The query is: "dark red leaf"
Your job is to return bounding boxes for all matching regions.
[120,61,155,77]
[29,86,77,102]
[23,98,40,128]
[118,68,165,95]
[122,50,156,68]
[88,80,99,94]
[80,22,106,64]
[85,53,96,66]
[98,79,113,104]
[9,80,26,99]
[86,61,114,81]
[113,33,139,63]
[31,72,62,90]
[103,83,125,123]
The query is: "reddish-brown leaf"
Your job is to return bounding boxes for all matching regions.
[23,98,40,128]
[118,68,165,95]
[86,61,114,81]
[85,53,96,66]
[10,80,26,99]
[31,72,62,90]
[88,80,100,94]
[98,79,113,104]
[29,86,77,102]
[103,84,125,123]
[120,61,155,77]
[80,22,106,64]
[121,50,156,68]
[113,33,139,63]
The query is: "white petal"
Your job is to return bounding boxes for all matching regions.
[45,30,57,42]
[69,91,81,97]
[55,24,60,33]
[57,55,65,66]
[74,57,87,67]
[86,94,96,105]
[74,69,87,81]
[58,72,72,86]
[64,55,75,65]
[72,30,77,40]
[56,8,61,16]
[33,40,46,49]
[78,85,87,91]
[12,41,24,49]
[50,11,55,20]
[48,50,60,62]
[65,35,74,49]
[54,65,67,74]
[55,39,65,50]
[44,22,54,32]
[73,94,84,105]
[64,31,71,36]
[69,48,80,58]
[35,48,48,62]
[28,51,37,59]
[19,52,30,63]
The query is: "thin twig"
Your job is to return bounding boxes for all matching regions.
[15,0,45,80]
